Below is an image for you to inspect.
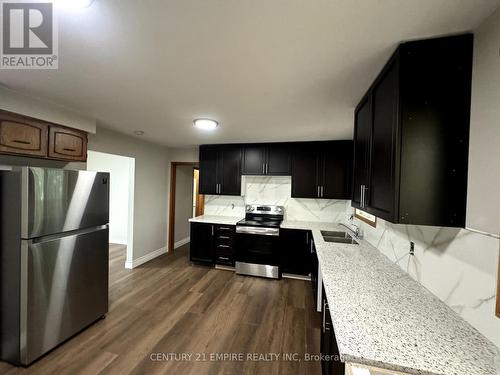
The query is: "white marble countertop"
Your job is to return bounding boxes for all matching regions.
[283,220,500,375]
[188,215,243,226]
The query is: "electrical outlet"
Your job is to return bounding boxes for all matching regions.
[410,241,415,256]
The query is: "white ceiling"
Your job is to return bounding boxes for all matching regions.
[1,0,499,147]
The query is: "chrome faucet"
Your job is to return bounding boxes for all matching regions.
[340,217,363,240]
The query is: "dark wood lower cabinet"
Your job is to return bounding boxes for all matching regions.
[189,222,215,264]
[321,285,345,375]
[214,225,235,266]
[190,222,235,266]
[280,228,312,276]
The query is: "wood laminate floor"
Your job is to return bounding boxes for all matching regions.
[0,243,321,375]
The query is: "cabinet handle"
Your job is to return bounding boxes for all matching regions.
[217,244,230,248]
[317,186,320,198]
[12,139,31,145]
[320,186,324,198]
[322,300,328,332]
[262,163,265,174]
[361,185,368,208]
[219,227,232,231]
[63,148,77,152]
[218,256,230,260]
[211,225,214,236]
[265,163,268,174]
[219,235,231,239]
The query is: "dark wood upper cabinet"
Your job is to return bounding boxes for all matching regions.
[199,145,218,195]
[48,126,87,162]
[292,141,352,199]
[218,145,242,195]
[291,142,319,198]
[242,144,266,175]
[266,143,291,175]
[0,111,48,157]
[352,34,473,227]
[0,109,88,162]
[321,141,352,200]
[242,143,291,176]
[199,144,242,196]
[352,95,372,208]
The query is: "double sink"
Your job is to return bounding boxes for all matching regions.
[321,230,358,245]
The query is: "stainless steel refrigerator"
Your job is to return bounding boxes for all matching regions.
[0,167,110,366]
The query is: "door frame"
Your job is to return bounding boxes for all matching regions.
[168,161,200,252]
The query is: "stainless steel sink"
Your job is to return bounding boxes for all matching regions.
[320,230,358,245]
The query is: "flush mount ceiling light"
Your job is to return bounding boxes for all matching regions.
[133,130,144,136]
[57,0,95,9]
[193,119,218,131]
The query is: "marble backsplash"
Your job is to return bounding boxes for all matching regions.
[353,216,500,348]
[203,175,350,222]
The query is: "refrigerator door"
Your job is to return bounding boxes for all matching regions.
[21,226,109,365]
[22,167,109,239]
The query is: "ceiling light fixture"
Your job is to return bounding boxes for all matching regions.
[133,130,144,136]
[193,119,218,131]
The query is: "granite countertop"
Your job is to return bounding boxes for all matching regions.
[188,215,243,225]
[283,221,500,375]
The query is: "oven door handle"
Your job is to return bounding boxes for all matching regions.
[236,226,280,236]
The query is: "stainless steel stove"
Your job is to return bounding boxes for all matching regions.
[235,205,284,279]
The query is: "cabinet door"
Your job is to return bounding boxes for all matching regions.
[190,223,214,264]
[321,141,353,199]
[242,145,266,175]
[352,95,372,208]
[0,111,48,158]
[219,145,241,195]
[199,145,218,195]
[266,143,291,175]
[48,126,87,162]
[291,143,320,199]
[368,58,399,221]
[280,229,311,275]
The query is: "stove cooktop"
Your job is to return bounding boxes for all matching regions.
[236,218,282,228]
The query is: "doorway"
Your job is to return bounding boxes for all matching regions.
[168,162,203,252]
[87,151,135,268]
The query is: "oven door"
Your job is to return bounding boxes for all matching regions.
[235,226,280,266]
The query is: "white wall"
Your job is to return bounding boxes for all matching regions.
[467,7,500,236]
[169,147,199,162]
[88,127,170,264]
[87,151,133,245]
[174,166,194,245]
[0,85,96,133]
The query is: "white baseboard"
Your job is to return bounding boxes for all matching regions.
[174,236,190,249]
[125,246,167,269]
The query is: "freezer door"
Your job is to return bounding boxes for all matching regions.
[21,227,108,365]
[23,167,109,239]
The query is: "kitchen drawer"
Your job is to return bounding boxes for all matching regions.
[215,254,234,266]
[215,234,234,245]
[0,117,48,157]
[215,225,235,235]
